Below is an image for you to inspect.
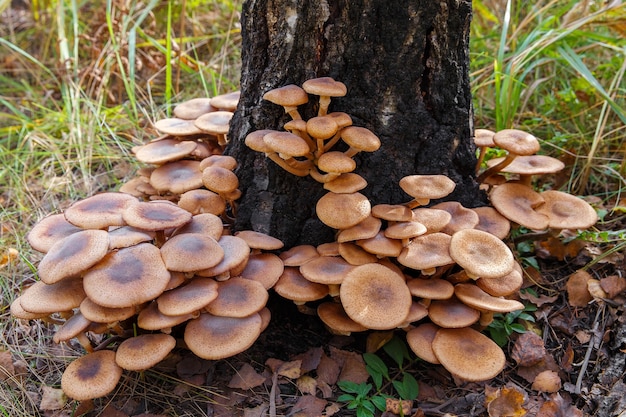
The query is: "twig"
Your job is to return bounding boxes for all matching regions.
[269,371,278,417]
[575,303,605,394]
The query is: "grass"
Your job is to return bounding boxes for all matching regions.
[0,0,624,415]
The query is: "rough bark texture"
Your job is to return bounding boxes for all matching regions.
[227,0,484,248]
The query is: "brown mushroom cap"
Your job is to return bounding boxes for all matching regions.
[38,230,110,284]
[210,91,240,112]
[406,278,454,300]
[384,221,427,241]
[64,192,138,229]
[486,154,565,176]
[19,278,86,314]
[157,277,219,316]
[273,267,329,303]
[133,138,198,165]
[204,277,268,318]
[338,242,378,265]
[472,206,511,240]
[234,230,284,251]
[263,131,311,157]
[177,189,227,216]
[154,117,203,136]
[411,208,452,233]
[115,333,176,371]
[430,201,480,235]
[123,200,192,231]
[357,231,404,257]
[316,192,371,229]
[27,213,82,253]
[371,204,414,222]
[336,215,382,243]
[61,350,122,400]
[306,116,339,140]
[493,129,540,156]
[397,233,453,273]
[107,226,155,250]
[239,253,285,289]
[149,160,204,194]
[536,190,598,230]
[79,297,136,323]
[137,301,198,331]
[489,183,549,230]
[196,235,250,277]
[317,151,356,174]
[476,261,524,297]
[279,245,320,267]
[474,129,496,148]
[449,229,514,279]
[263,85,309,108]
[184,312,263,360]
[339,263,412,330]
[245,129,277,153]
[317,302,368,335]
[173,97,215,119]
[454,283,524,313]
[201,166,239,194]
[172,212,224,240]
[428,298,480,328]
[83,243,171,308]
[406,323,441,364]
[300,256,355,285]
[302,77,347,97]
[339,126,381,153]
[399,175,456,205]
[194,110,233,135]
[160,233,224,272]
[199,155,238,171]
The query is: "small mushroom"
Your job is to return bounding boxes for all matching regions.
[477,128,540,183]
[399,175,456,208]
[61,350,122,400]
[263,84,309,120]
[449,229,514,279]
[115,333,176,371]
[301,77,347,116]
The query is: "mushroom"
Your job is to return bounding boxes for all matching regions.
[306,115,339,157]
[61,350,122,400]
[156,277,219,316]
[204,277,269,318]
[399,175,456,208]
[137,301,199,332]
[397,232,454,275]
[471,206,511,240]
[485,154,565,186]
[473,128,496,174]
[160,233,224,272]
[454,283,525,326]
[238,253,285,290]
[315,192,371,230]
[410,208,452,234]
[535,190,598,231]
[489,183,549,230]
[79,297,137,324]
[196,235,250,279]
[262,84,309,120]
[279,245,320,267]
[405,323,441,364]
[209,91,240,112]
[300,255,355,297]
[371,204,414,222]
[310,151,357,183]
[428,297,481,328]
[19,278,86,315]
[338,242,378,265]
[64,192,138,229]
[172,212,224,240]
[234,230,284,252]
[430,201,480,235]
[356,231,404,258]
[133,138,198,165]
[273,267,329,313]
[177,189,227,216]
[27,213,82,253]
[301,77,347,116]
[338,126,381,158]
[194,110,233,147]
[53,312,94,353]
[114,333,176,371]
[317,301,368,336]
[173,97,215,119]
[149,160,204,195]
[244,129,311,177]
[448,229,515,279]
[477,128,541,183]
[336,215,382,243]
[154,117,203,136]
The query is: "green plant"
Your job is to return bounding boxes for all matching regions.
[487,301,538,346]
[337,337,419,417]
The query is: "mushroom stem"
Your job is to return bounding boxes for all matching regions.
[323,131,343,153]
[477,153,518,183]
[404,198,431,209]
[284,106,303,120]
[308,167,341,184]
[318,96,331,117]
[266,153,310,177]
[479,311,494,327]
[155,230,166,247]
[75,332,94,353]
[475,146,489,175]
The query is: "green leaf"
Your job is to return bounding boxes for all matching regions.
[510,323,527,333]
[371,395,388,412]
[393,373,419,400]
[337,394,355,403]
[337,380,360,394]
[363,352,389,380]
[361,400,376,413]
[356,407,375,417]
[383,336,411,369]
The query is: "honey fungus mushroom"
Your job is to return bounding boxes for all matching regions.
[399,175,456,208]
[61,350,122,401]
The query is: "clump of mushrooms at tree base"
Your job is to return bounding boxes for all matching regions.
[11,77,598,401]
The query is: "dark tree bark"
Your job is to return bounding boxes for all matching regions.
[227,0,484,248]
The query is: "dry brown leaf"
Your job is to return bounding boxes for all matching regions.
[538,236,585,261]
[0,350,15,381]
[517,354,560,384]
[293,347,323,373]
[566,270,593,307]
[0,247,18,269]
[511,332,547,367]
[297,375,317,396]
[532,370,561,393]
[337,353,369,384]
[536,393,583,417]
[317,380,333,398]
[324,402,341,416]
[600,275,626,299]
[385,398,413,415]
[265,357,284,373]
[485,385,527,417]
[242,404,268,417]
[39,386,67,411]
[316,353,340,386]
[291,394,327,417]
[277,359,302,379]
[366,331,394,353]
[518,291,558,307]
[228,363,266,390]
[587,279,607,300]
[560,344,574,372]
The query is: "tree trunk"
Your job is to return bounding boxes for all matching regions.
[227,0,483,248]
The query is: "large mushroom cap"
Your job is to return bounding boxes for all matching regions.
[27,213,82,253]
[156,277,219,316]
[428,298,480,328]
[154,117,203,136]
[486,155,565,176]
[262,85,309,107]
[210,91,240,111]
[493,129,540,156]
[317,302,368,335]
[397,232,453,273]
[173,97,215,119]
[149,160,204,194]
[133,138,198,165]
[340,126,381,153]
[399,175,456,205]
[61,350,122,400]
[406,323,441,364]
[536,190,598,230]
[19,278,86,314]
[160,233,224,272]
[449,229,514,279]
[123,200,192,231]
[316,192,371,229]
[274,267,329,303]
[300,256,355,285]
[115,333,177,371]
[64,192,138,229]
[454,283,524,313]
[489,183,549,230]
[204,277,268,318]
[302,77,347,97]
[432,327,506,381]
[339,263,412,330]
[263,131,311,157]
[194,110,233,135]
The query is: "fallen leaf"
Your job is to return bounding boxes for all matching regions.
[242,404,268,417]
[293,347,323,373]
[366,331,394,353]
[324,403,341,416]
[536,393,583,417]
[277,360,302,379]
[600,275,626,299]
[0,350,15,381]
[538,236,585,261]
[574,330,591,344]
[566,270,593,307]
[485,385,527,417]
[316,353,340,386]
[0,247,18,269]
[337,352,369,384]
[317,380,333,398]
[297,375,317,396]
[385,398,413,415]
[228,363,266,390]
[560,344,574,372]
[291,394,327,417]
[532,370,561,393]
[39,386,67,411]
[518,291,558,307]
[587,279,607,300]
[511,332,547,367]
[517,354,560,384]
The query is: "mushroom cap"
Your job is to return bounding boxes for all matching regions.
[397,233,453,272]
[317,151,356,174]
[204,277,268,318]
[449,229,514,279]
[536,190,598,230]
[154,117,203,136]
[115,333,176,371]
[371,204,414,222]
[262,85,309,107]
[384,221,427,240]
[172,213,224,239]
[38,230,110,284]
[173,97,215,119]
[406,323,441,364]
[64,192,138,229]
[339,263,412,330]
[194,110,233,135]
[406,278,454,300]
[338,242,378,265]
[428,298,480,328]
[474,129,496,147]
[263,131,311,157]
[323,173,368,194]
[235,230,284,251]
[239,253,285,289]
[454,283,524,313]
[123,200,192,231]
[336,215,382,243]
[177,189,227,216]
[53,312,92,344]
[210,91,240,112]
[20,278,86,314]
[199,155,238,171]
[156,277,219,316]
[302,77,347,97]
[492,129,540,156]
[317,302,368,335]
[327,111,353,128]
[357,231,403,257]
[489,183,549,230]
[107,226,155,250]
[79,297,136,323]
[133,138,198,165]
[160,233,224,272]
[472,206,511,240]
[83,243,171,308]
[201,166,240,195]
[340,126,381,153]
[137,301,198,331]
[27,213,82,253]
[244,129,276,153]
[61,350,122,400]
[486,155,565,175]
[411,208,452,233]
[279,245,319,267]
[196,235,250,277]
[430,201,480,235]
[399,175,456,202]
[273,266,329,303]
[149,160,204,194]
[10,296,48,320]
[300,256,355,285]
[476,261,524,297]
[184,312,263,360]
[316,192,371,230]
[306,116,339,139]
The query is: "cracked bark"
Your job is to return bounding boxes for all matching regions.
[227,0,483,248]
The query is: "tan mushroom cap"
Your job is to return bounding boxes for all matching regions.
[317,242,340,257]
[302,77,347,97]
[399,175,456,205]
[489,183,549,230]
[133,139,198,165]
[493,129,540,156]
[263,85,309,108]
[64,192,138,229]
[196,235,250,277]
[149,160,204,194]
[61,350,122,400]
[235,230,284,251]
[317,151,356,173]
[273,267,329,303]
[108,226,155,250]
[371,204,413,222]
[327,111,353,128]
[307,116,339,139]
[201,166,239,194]
[115,333,176,371]
[300,256,355,285]
[474,128,496,147]
[338,242,378,265]
[324,173,368,194]
[476,261,524,297]
[83,243,171,308]
[339,263,412,330]
[38,230,110,284]
[337,215,382,243]
[160,233,224,272]
[316,192,371,229]
[340,126,381,154]
[79,297,136,323]
[536,190,598,230]
[432,327,505,381]
[204,277,268,318]
[27,213,82,253]
[317,302,368,335]
[406,278,454,300]
[154,117,203,136]
[428,298,480,328]
[123,200,192,231]
[357,231,403,257]
[199,155,238,171]
[263,131,311,157]
[454,283,524,313]
[384,221,427,240]
[397,232,453,273]
[172,212,224,239]
[239,253,285,289]
[137,301,199,331]
[406,323,441,364]
[431,201,480,235]
[157,277,219,316]
[449,229,514,279]
[472,206,511,240]
[194,110,233,135]
[10,296,49,320]
[411,208,452,233]
[20,278,86,314]
[173,97,215,119]
[399,301,430,327]
[245,129,276,153]
[279,245,319,267]
[177,189,226,216]
[184,312,263,360]
[210,91,240,112]
[486,154,565,175]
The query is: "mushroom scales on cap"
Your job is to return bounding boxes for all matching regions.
[61,350,122,401]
